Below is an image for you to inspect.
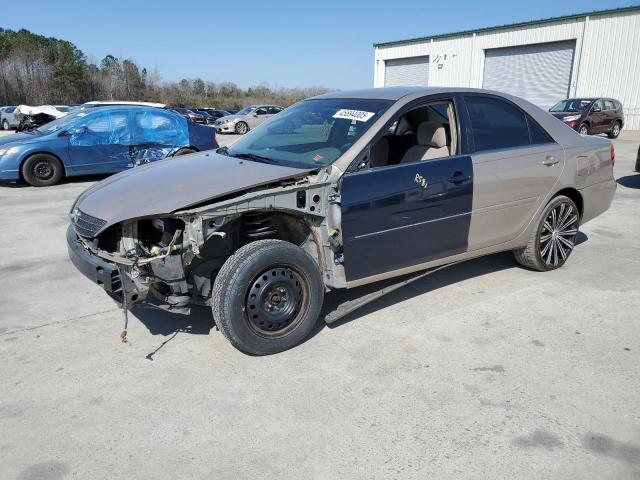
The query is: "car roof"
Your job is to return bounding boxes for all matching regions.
[80,105,170,113]
[84,100,166,108]
[310,86,526,101]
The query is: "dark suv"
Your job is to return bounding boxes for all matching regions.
[549,98,624,138]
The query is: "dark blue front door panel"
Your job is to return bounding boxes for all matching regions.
[340,156,473,281]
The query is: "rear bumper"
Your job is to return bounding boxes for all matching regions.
[66,225,122,298]
[580,178,617,225]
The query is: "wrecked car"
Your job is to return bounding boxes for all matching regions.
[14,104,69,132]
[0,105,217,186]
[67,87,616,355]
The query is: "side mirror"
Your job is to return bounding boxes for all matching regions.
[253,113,259,117]
[592,107,602,113]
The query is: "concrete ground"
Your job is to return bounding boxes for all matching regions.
[0,129,639,480]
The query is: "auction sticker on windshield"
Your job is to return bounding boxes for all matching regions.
[332,109,375,122]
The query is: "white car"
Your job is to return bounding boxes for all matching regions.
[214,105,283,134]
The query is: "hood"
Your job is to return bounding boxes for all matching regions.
[0,131,45,147]
[550,111,583,119]
[74,151,313,233]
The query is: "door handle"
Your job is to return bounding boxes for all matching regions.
[448,171,471,184]
[542,155,559,166]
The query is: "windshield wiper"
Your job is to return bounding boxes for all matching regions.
[229,152,279,165]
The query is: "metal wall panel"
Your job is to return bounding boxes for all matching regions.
[482,41,576,110]
[384,56,429,86]
[374,10,640,129]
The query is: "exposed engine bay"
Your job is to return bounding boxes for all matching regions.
[71,174,345,315]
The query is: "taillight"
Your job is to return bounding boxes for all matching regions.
[610,144,615,166]
[212,130,217,143]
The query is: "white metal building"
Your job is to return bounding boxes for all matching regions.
[373,6,640,129]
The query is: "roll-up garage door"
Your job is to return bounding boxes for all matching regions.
[483,40,576,110]
[384,56,429,87]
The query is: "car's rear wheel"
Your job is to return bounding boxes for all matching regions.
[608,121,621,139]
[514,195,580,271]
[211,239,324,355]
[21,153,64,187]
[578,123,590,135]
[2,119,9,130]
[235,121,249,135]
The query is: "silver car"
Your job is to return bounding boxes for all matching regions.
[67,87,616,355]
[1,106,19,130]
[214,104,283,134]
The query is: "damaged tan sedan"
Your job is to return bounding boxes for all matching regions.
[68,87,616,355]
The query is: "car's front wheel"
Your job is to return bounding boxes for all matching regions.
[578,123,590,135]
[235,121,249,134]
[211,239,324,355]
[608,121,621,139]
[2,119,9,130]
[514,195,580,271]
[21,153,64,187]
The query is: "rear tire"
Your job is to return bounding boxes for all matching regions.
[211,239,324,355]
[21,153,64,187]
[578,123,589,135]
[514,195,579,271]
[608,121,621,139]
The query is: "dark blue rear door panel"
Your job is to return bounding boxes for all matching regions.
[340,155,473,281]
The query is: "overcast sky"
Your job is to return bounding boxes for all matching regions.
[1,0,631,90]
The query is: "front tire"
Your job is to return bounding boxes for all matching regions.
[514,195,580,271]
[21,153,64,187]
[211,239,324,355]
[608,121,621,139]
[235,121,249,135]
[2,119,9,130]
[578,123,589,135]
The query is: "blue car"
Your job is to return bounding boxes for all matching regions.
[0,105,218,186]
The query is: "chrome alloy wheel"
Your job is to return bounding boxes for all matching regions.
[612,123,620,137]
[539,202,579,267]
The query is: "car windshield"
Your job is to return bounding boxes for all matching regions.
[550,99,591,112]
[226,98,393,168]
[236,106,256,115]
[37,110,90,134]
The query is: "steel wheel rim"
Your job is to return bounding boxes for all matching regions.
[33,160,53,180]
[245,266,306,338]
[539,202,578,267]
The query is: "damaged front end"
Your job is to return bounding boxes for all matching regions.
[68,213,199,314]
[66,172,340,316]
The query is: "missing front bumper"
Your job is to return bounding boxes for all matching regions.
[66,225,123,299]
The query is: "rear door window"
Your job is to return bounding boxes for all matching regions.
[464,96,530,152]
[132,109,187,145]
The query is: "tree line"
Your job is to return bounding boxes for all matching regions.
[0,27,329,109]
